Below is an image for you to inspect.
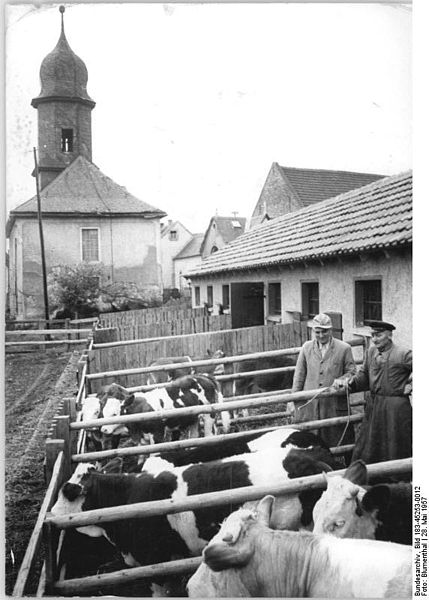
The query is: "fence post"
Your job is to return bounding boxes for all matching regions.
[55,416,71,481]
[45,439,65,485]
[43,521,58,594]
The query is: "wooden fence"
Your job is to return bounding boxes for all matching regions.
[88,321,311,391]
[99,306,207,328]
[43,457,412,596]
[12,330,367,595]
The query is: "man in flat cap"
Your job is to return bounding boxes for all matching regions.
[289,313,356,458]
[334,320,412,463]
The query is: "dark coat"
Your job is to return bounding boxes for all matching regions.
[350,342,412,464]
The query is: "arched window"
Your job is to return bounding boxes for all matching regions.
[211,245,218,254]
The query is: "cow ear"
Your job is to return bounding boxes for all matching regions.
[123,393,135,408]
[62,482,84,501]
[344,460,368,485]
[361,485,390,515]
[256,495,275,526]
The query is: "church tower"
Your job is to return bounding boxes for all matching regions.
[31,6,95,189]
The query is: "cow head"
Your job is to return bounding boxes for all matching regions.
[312,460,377,538]
[203,495,274,571]
[97,384,132,439]
[51,463,105,537]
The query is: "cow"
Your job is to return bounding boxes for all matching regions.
[98,375,230,447]
[51,439,341,595]
[233,354,296,397]
[146,350,226,386]
[187,495,412,598]
[146,356,193,385]
[79,394,104,452]
[312,459,412,544]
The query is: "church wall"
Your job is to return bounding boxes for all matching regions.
[250,164,301,228]
[10,216,163,318]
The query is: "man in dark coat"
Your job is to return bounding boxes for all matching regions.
[289,313,356,453]
[334,320,412,464]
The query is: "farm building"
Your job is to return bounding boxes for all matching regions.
[250,162,385,229]
[160,220,196,290]
[6,9,166,319]
[200,215,247,258]
[187,171,412,347]
[173,233,205,291]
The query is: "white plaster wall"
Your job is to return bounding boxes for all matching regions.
[160,222,193,288]
[190,251,412,347]
[174,255,202,289]
[9,215,163,317]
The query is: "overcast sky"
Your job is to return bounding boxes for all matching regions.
[5,2,411,233]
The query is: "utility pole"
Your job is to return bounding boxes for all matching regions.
[33,147,51,337]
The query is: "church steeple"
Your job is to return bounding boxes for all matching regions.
[32,6,95,189]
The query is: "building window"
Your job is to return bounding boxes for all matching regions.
[207,285,213,308]
[61,128,74,152]
[81,228,100,262]
[268,282,281,316]
[302,282,319,320]
[222,284,230,310]
[355,279,382,326]
[195,286,200,306]
[211,245,218,254]
[169,230,178,241]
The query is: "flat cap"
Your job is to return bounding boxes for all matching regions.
[312,313,333,329]
[366,320,396,332]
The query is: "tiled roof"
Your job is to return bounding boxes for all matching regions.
[174,233,204,260]
[213,216,247,243]
[187,171,412,278]
[279,165,385,207]
[9,156,166,218]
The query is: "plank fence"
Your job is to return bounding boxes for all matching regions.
[88,321,311,391]
[99,306,231,341]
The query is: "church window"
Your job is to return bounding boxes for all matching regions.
[211,245,218,254]
[61,129,74,152]
[81,228,100,262]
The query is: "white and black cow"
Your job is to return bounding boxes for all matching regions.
[52,441,339,555]
[98,375,230,447]
[146,350,226,386]
[188,495,412,598]
[312,459,412,545]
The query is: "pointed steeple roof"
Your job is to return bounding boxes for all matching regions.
[31,6,95,108]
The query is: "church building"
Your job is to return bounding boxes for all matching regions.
[7,7,166,319]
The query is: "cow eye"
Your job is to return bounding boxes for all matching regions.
[335,520,345,528]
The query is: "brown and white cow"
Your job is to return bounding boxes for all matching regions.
[312,460,412,545]
[188,495,412,598]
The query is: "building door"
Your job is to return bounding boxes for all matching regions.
[231,282,264,329]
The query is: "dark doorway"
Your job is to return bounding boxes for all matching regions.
[231,282,264,329]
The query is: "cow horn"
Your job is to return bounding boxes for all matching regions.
[256,495,275,526]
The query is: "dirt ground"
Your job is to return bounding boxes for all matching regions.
[4,347,75,596]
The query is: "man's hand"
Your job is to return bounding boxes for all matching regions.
[404,383,412,396]
[332,378,350,391]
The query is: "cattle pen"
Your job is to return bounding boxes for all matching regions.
[12,319,412,597]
